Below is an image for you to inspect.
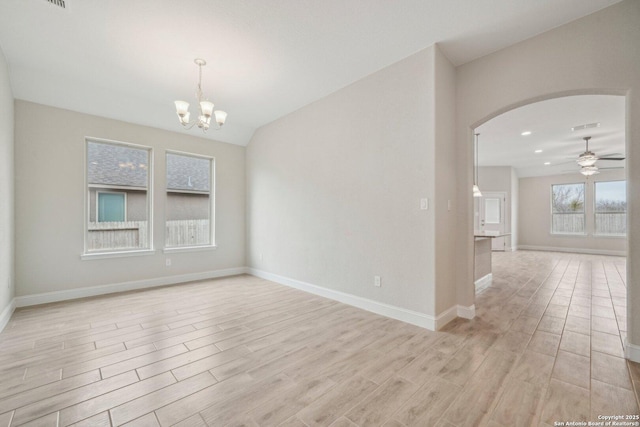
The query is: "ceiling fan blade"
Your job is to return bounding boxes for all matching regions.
[555,160,578,165]
[598,157,625,161]
[599,166,624,170]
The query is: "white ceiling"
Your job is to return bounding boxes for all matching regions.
[476,95,626,178]
[0,0,623,146]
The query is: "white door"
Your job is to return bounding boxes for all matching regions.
[479,192,506,251]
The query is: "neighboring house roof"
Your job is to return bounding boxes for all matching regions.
[166,153,210,192]
[87,141,210,192]
[88,142,149,188]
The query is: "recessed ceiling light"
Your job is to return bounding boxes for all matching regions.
[544,162,551,165]
[521,131,532,136]
[534,149,543,153]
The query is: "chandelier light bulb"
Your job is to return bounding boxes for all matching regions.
[200,101,214,118]
[215,110,227,126]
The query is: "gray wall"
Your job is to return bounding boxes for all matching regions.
[455,1,640,348]
[14,101,246,296]
[518,169,626,255]
[247,45,457,318]
[0,46,14,317]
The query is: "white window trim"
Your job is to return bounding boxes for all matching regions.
[550,182,586,236]
[593,179,627,237]
[164,150,216,250]
[81,249,156,260]
[163,245,218,254]
[83,137,154,257]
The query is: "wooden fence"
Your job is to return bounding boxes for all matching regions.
[552,213,626,235]
[595,213,626,235]
[166,219,210,247]
[88,221,148,250]
[87,220,210,250]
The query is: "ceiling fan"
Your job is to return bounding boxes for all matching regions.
[575,136,624,176]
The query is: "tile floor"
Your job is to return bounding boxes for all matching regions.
[0,250,638,426]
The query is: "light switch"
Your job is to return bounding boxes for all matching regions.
[420,198,429,210]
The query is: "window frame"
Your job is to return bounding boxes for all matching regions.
[82,137,154,259]
[594,179,627,237]
[163,150,216,252]
[550,182,586,236]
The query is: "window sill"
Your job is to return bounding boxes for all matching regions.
[163,245,218,254]
[550,233,587,237]
[81,249,156,260]
[593,234,627,239]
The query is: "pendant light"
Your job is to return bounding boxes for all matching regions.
[473,133,483,197]
[174,59,227,132]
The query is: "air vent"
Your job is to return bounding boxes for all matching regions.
[45,0,66,8]
[571,122,600,132]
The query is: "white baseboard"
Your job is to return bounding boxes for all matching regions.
[518,245,626,257]
[457,304,476,319]
[625,339,640,363]
[475,273,492,287]
[14,267,248,308]
[248,268,475,331]
[435,304,476,328]
[0,298,16,333]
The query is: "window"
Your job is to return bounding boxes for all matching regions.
[551,183,585,234]
[165,152,214,248]
[86,139,151,253]
[595,180,626,236]
[97,192,126,222]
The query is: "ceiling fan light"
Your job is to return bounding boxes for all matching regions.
[180,111,190,125]
[577,153,598,166]
[580,165,600,176]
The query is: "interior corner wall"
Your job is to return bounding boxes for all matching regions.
[454,0,640,349]
[0,45,15,319]
[433,45,458,315]
[518,169,626,255]
[246,46,438,319]
[14,101,246,298]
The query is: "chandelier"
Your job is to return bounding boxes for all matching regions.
[174,59,227,132]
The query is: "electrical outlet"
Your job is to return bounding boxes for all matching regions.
[420,198,429,210]
[374,276,381,287]
[166,258,171,267]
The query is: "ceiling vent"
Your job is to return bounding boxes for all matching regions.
[571,122,600,132]
[45,0,67,9]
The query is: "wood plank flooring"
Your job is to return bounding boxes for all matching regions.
[0,250,638,426]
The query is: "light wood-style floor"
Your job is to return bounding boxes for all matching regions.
[0,251,638,426]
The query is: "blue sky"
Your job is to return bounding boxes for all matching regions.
[596,180,626,202]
